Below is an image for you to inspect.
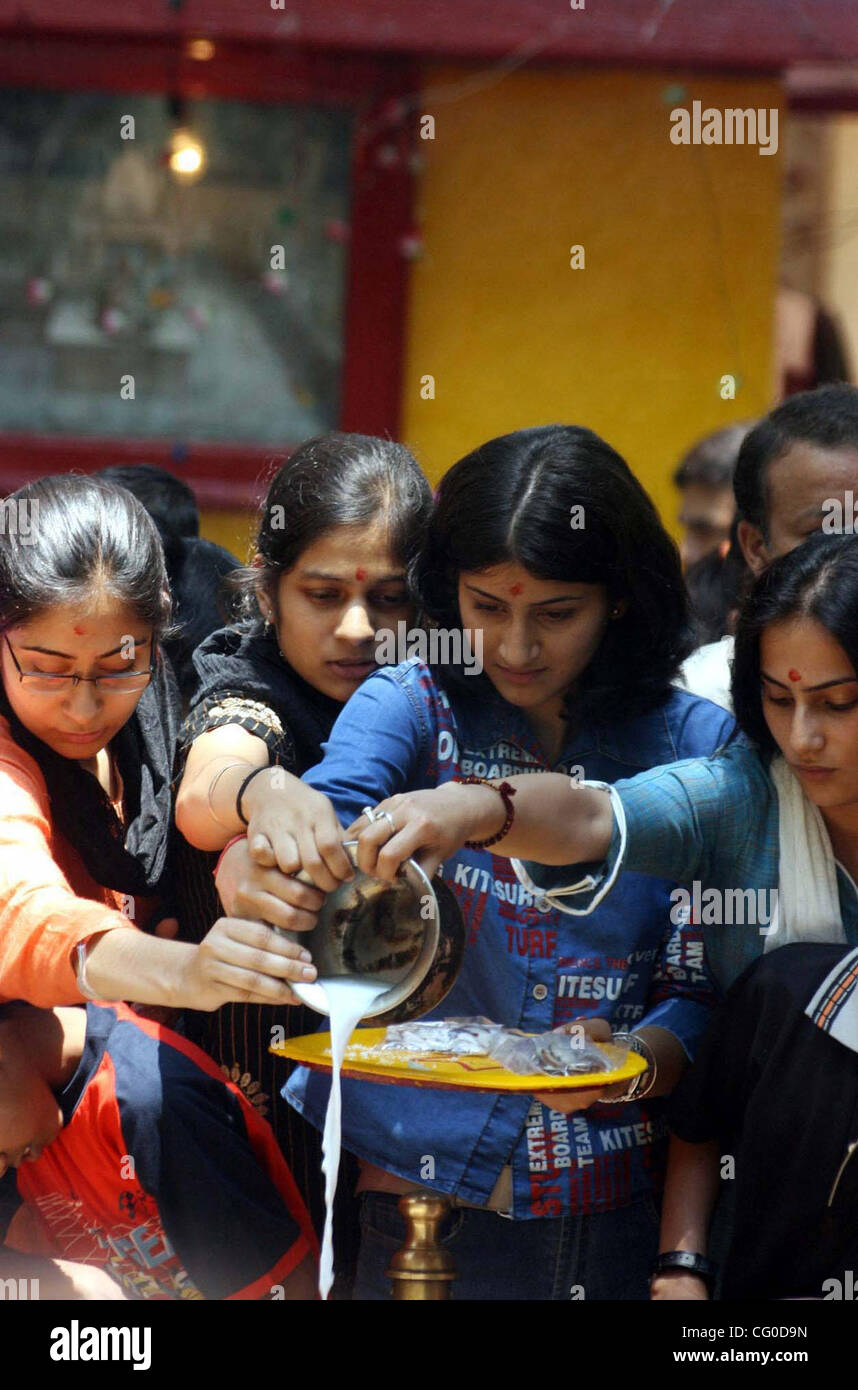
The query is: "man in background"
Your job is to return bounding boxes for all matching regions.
[673,423,749,571]
[680,383,858,710]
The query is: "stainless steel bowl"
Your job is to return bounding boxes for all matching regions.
[282,840,464,1022]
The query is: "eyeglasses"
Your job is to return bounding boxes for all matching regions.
[2,633,155,695]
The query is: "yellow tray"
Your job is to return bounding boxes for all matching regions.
[271,1029,647,1094]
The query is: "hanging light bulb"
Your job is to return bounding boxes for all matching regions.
[165,95,206,180]
[168,128,206,178]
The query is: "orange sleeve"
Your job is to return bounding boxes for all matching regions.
[0,722,137,1007]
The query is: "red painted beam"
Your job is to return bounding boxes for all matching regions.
[0,34,386,104]
[0,434,284,508]
[0,0,857,68]
[340,75,415,440]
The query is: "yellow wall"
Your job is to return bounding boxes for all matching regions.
[401,66,784,535]
[822,114,858,377]
[199,507,255,559]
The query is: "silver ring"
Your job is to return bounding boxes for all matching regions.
[361,805,378,823]
[376,809,396,834]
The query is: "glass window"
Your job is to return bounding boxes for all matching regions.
[0,88,352,443]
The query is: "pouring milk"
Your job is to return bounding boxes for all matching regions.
[312,976,388,1300]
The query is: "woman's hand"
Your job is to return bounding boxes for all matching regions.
[345,783,505,882]
[650,1271,710,1300]
[177,915,319,1010]
[215,837,327,935]
[533,1018,637,1113]
[242,769,354,892]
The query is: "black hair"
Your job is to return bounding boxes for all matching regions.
[685,517,749,644]
[415,424,693,723]
[97,464,238,700]
[733,384,858,534]
[732,530,858,755]
[673,423,750,491]
[97,464,199,546]
[0,473,172,638]
[234,432,432,612]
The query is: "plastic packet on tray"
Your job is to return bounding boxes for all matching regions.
[379,1017,619,1077]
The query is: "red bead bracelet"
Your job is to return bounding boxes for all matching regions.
[452,775,517,849]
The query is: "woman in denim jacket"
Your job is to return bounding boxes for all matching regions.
[216,425,737,1300]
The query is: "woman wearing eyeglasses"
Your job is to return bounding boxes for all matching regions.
[0,474,317,1012]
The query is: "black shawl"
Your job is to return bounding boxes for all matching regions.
[182,619,342,775]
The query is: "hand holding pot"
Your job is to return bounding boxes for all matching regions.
[215,836,328,935]
[240,768,354,892]
[345,782,506,881]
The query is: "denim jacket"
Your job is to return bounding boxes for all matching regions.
[285,661,736,1218]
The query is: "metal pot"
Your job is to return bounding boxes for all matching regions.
[281,841,465,1023]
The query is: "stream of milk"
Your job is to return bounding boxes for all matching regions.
[317,976,388,1300]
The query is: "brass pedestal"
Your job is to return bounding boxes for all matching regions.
[387,1192,456,1300]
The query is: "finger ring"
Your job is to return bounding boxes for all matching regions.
[361,805,378,823]
[376,809,396,833]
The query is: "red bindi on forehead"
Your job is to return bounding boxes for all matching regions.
[788,669,802,682]
[509,583,523,596]
[355,568,367,581]
[73,625,87,636]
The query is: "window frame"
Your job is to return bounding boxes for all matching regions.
[0,33,415,506]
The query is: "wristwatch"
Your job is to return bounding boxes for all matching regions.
[651,1250,717,1290]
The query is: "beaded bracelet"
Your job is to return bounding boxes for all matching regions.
[452,775,517,849]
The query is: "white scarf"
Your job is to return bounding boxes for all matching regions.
[768,754,846,951]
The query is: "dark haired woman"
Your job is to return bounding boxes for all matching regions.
[0,474,314,1013]
[218,424,736,1300]
[173,432,432,1254]
[339,528,858,1298]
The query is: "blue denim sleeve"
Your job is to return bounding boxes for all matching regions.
[635,914,719,1059]
[302,665,433,826]
[515,744,768,912]
[615,745,766,886]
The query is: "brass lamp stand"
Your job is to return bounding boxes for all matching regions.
[387,1191,456,1300]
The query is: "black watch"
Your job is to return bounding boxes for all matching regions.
[651,1250,717,1289]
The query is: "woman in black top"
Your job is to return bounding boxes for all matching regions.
[654,941,858,1300]
[173,432,432,1265]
